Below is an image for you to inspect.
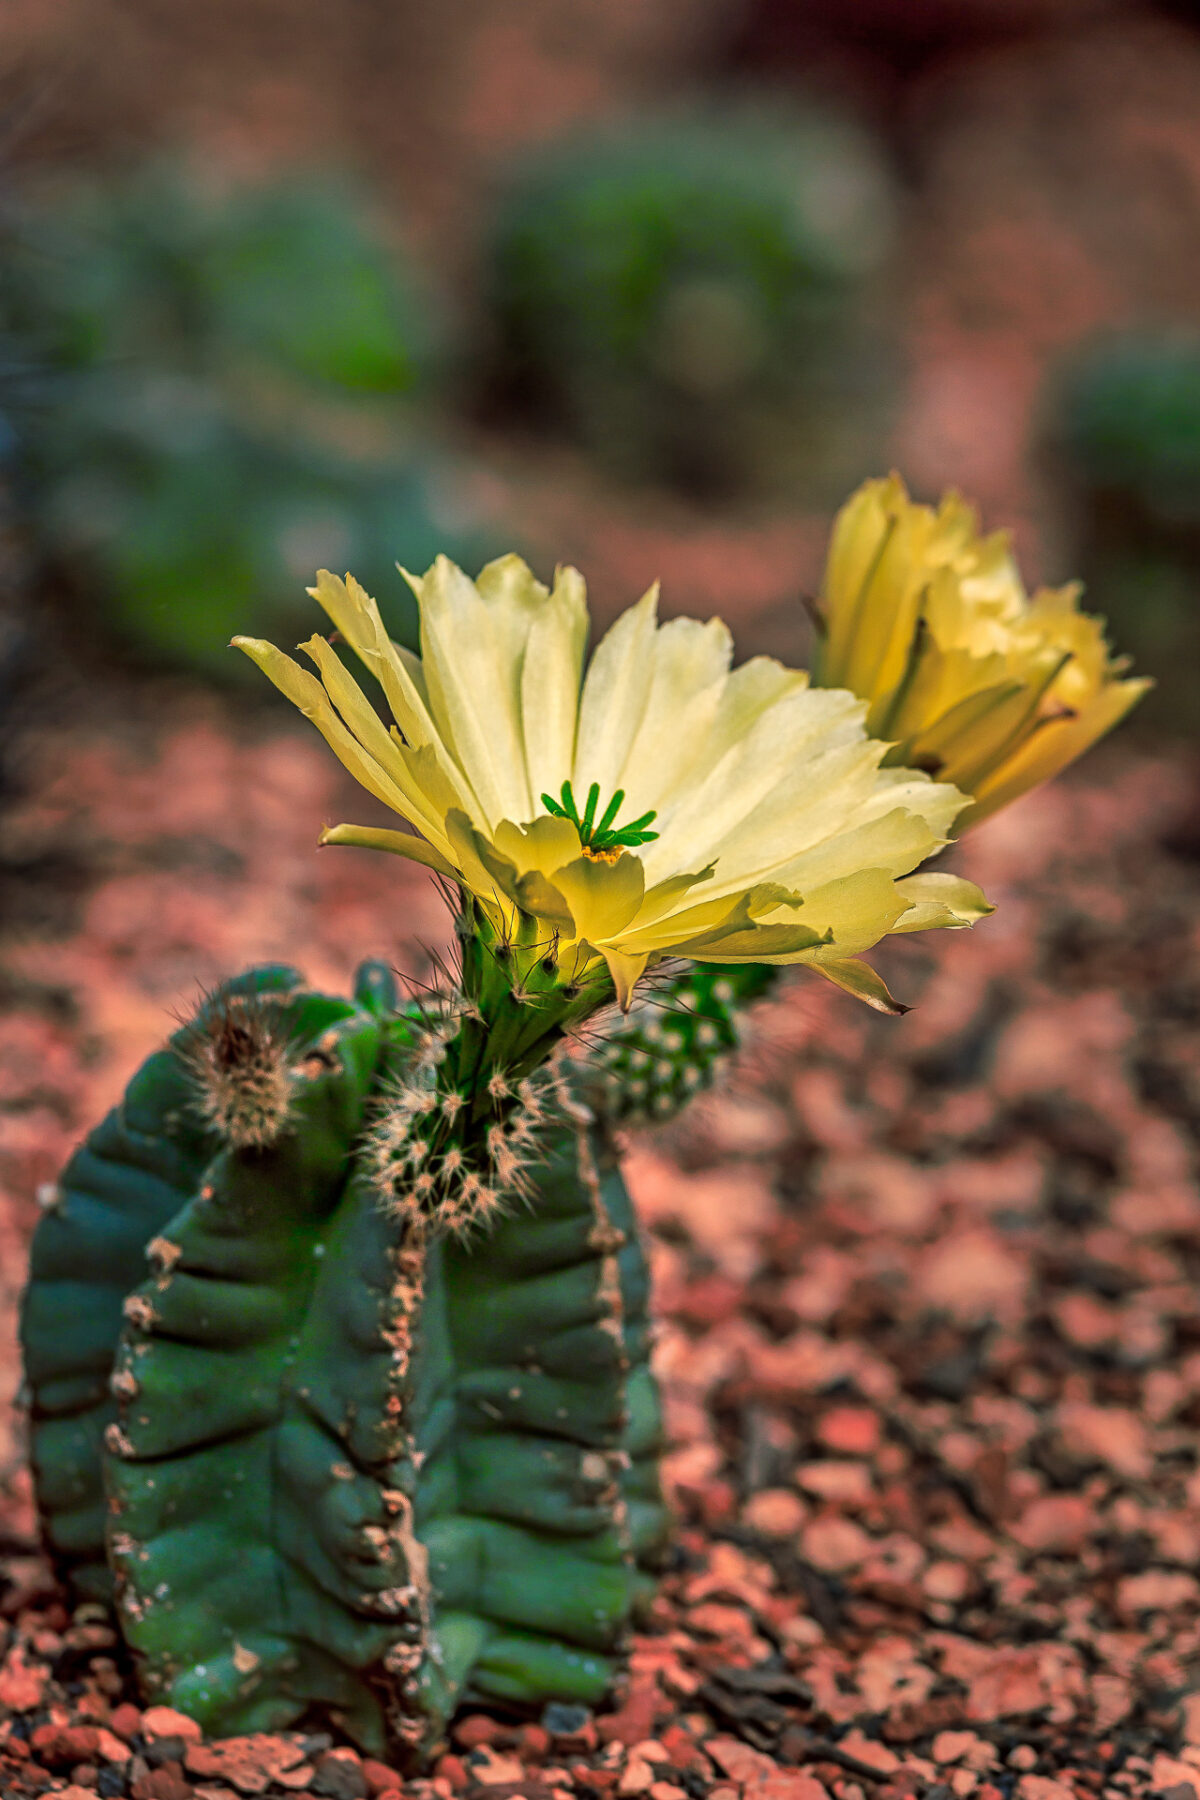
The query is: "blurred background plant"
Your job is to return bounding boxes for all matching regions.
[478,103,896,498]
[0,161,500,675]
[1047,333,1200,732]
[0,0,1196,725]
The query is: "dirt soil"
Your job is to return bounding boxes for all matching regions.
[1,700,1200,1800]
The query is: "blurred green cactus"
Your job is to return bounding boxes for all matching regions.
[1050,333,1200,734]
[483,107,896,495]
[22,961,669,1759]
[2,164,497,674]
[1055,334,1200,527]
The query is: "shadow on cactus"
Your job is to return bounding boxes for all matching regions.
[1046,331,1200,737]
[480,105,897,497]
[1,162,499,675]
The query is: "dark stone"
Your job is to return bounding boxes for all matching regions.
[540,1701,593,1738]
[312,1751,370,1800]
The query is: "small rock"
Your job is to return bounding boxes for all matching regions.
[31,1723,101,1768]
[741,1488,808,1536]
[1009,1494,1091,1555]
[541,1702,595,1742]
[0,1649,48,1710]
[454,1716,503,1751]
[1055,1403,1151,1480]
[464,1748,524,1787]
[618,1757,655,1796]
[922,1560,971,1603]
[517,1725,550,1760]
[1151,1756,1200,1797]
[1118,1567,1200,1615]
[313,1749,369,1799]
[837,1732,899,1775]
[932,1733,984,1768]
[143,1707,204,1746]
[816,1407,881,1457]
[97,1728,134,1765]
[795,1460,873,1505]
[746,1775,829,1800]
[362,1759,405,1797]
[707,1736,776,1784]
[800,1514,873,1572]
[109,1704,144,1743]
[131,1767,194,1800]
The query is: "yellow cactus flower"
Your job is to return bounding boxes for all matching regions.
[814,473,1150,827]
[234,553,991,1013]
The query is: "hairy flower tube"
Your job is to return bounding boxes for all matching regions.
[234,553,991,1020]
[813,473,1150,827]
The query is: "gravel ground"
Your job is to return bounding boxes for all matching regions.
[1,699,1199,1800]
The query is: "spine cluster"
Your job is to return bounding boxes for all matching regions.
[365,1008,570,1236]
[179,989,295,1148]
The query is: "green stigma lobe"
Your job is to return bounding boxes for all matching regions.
[540,780,660,851]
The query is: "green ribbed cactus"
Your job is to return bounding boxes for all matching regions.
[22,958,671,1761]
[589,961,780,1123]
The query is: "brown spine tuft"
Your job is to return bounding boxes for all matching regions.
[179,991,294,1149]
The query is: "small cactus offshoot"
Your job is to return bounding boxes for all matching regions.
[590,961,781,1124]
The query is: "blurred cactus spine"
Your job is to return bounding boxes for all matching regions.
[21,958,669,1757]
[483,107,896,496]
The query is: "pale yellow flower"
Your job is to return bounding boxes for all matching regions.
[815,473,1150,827]
[234,554,990,1011]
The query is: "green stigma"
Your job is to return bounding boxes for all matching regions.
[541,781,659,853]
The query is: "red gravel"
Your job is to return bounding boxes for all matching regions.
[2,702,1200,1800]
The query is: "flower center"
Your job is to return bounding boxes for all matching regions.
[541,780,659,854]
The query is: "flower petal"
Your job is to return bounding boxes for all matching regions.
[893,870,994,930]
[417,555,534,826]
[813,957,910,1014]
[319,823,456,876]
[573,583,660,798]
[231,636,418,824]
[612,614,733,819]
[965,677,1153,825]
[549,851,646,945]
[601,946,650,1012]
[308,570,438,749]
[520,564,589,806]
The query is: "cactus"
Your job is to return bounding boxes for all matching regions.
[22,958,669,1759]
[483,106,895,496]
[0,163,498,673]
[588,961,780,1124]
[1050,332,1200,733]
